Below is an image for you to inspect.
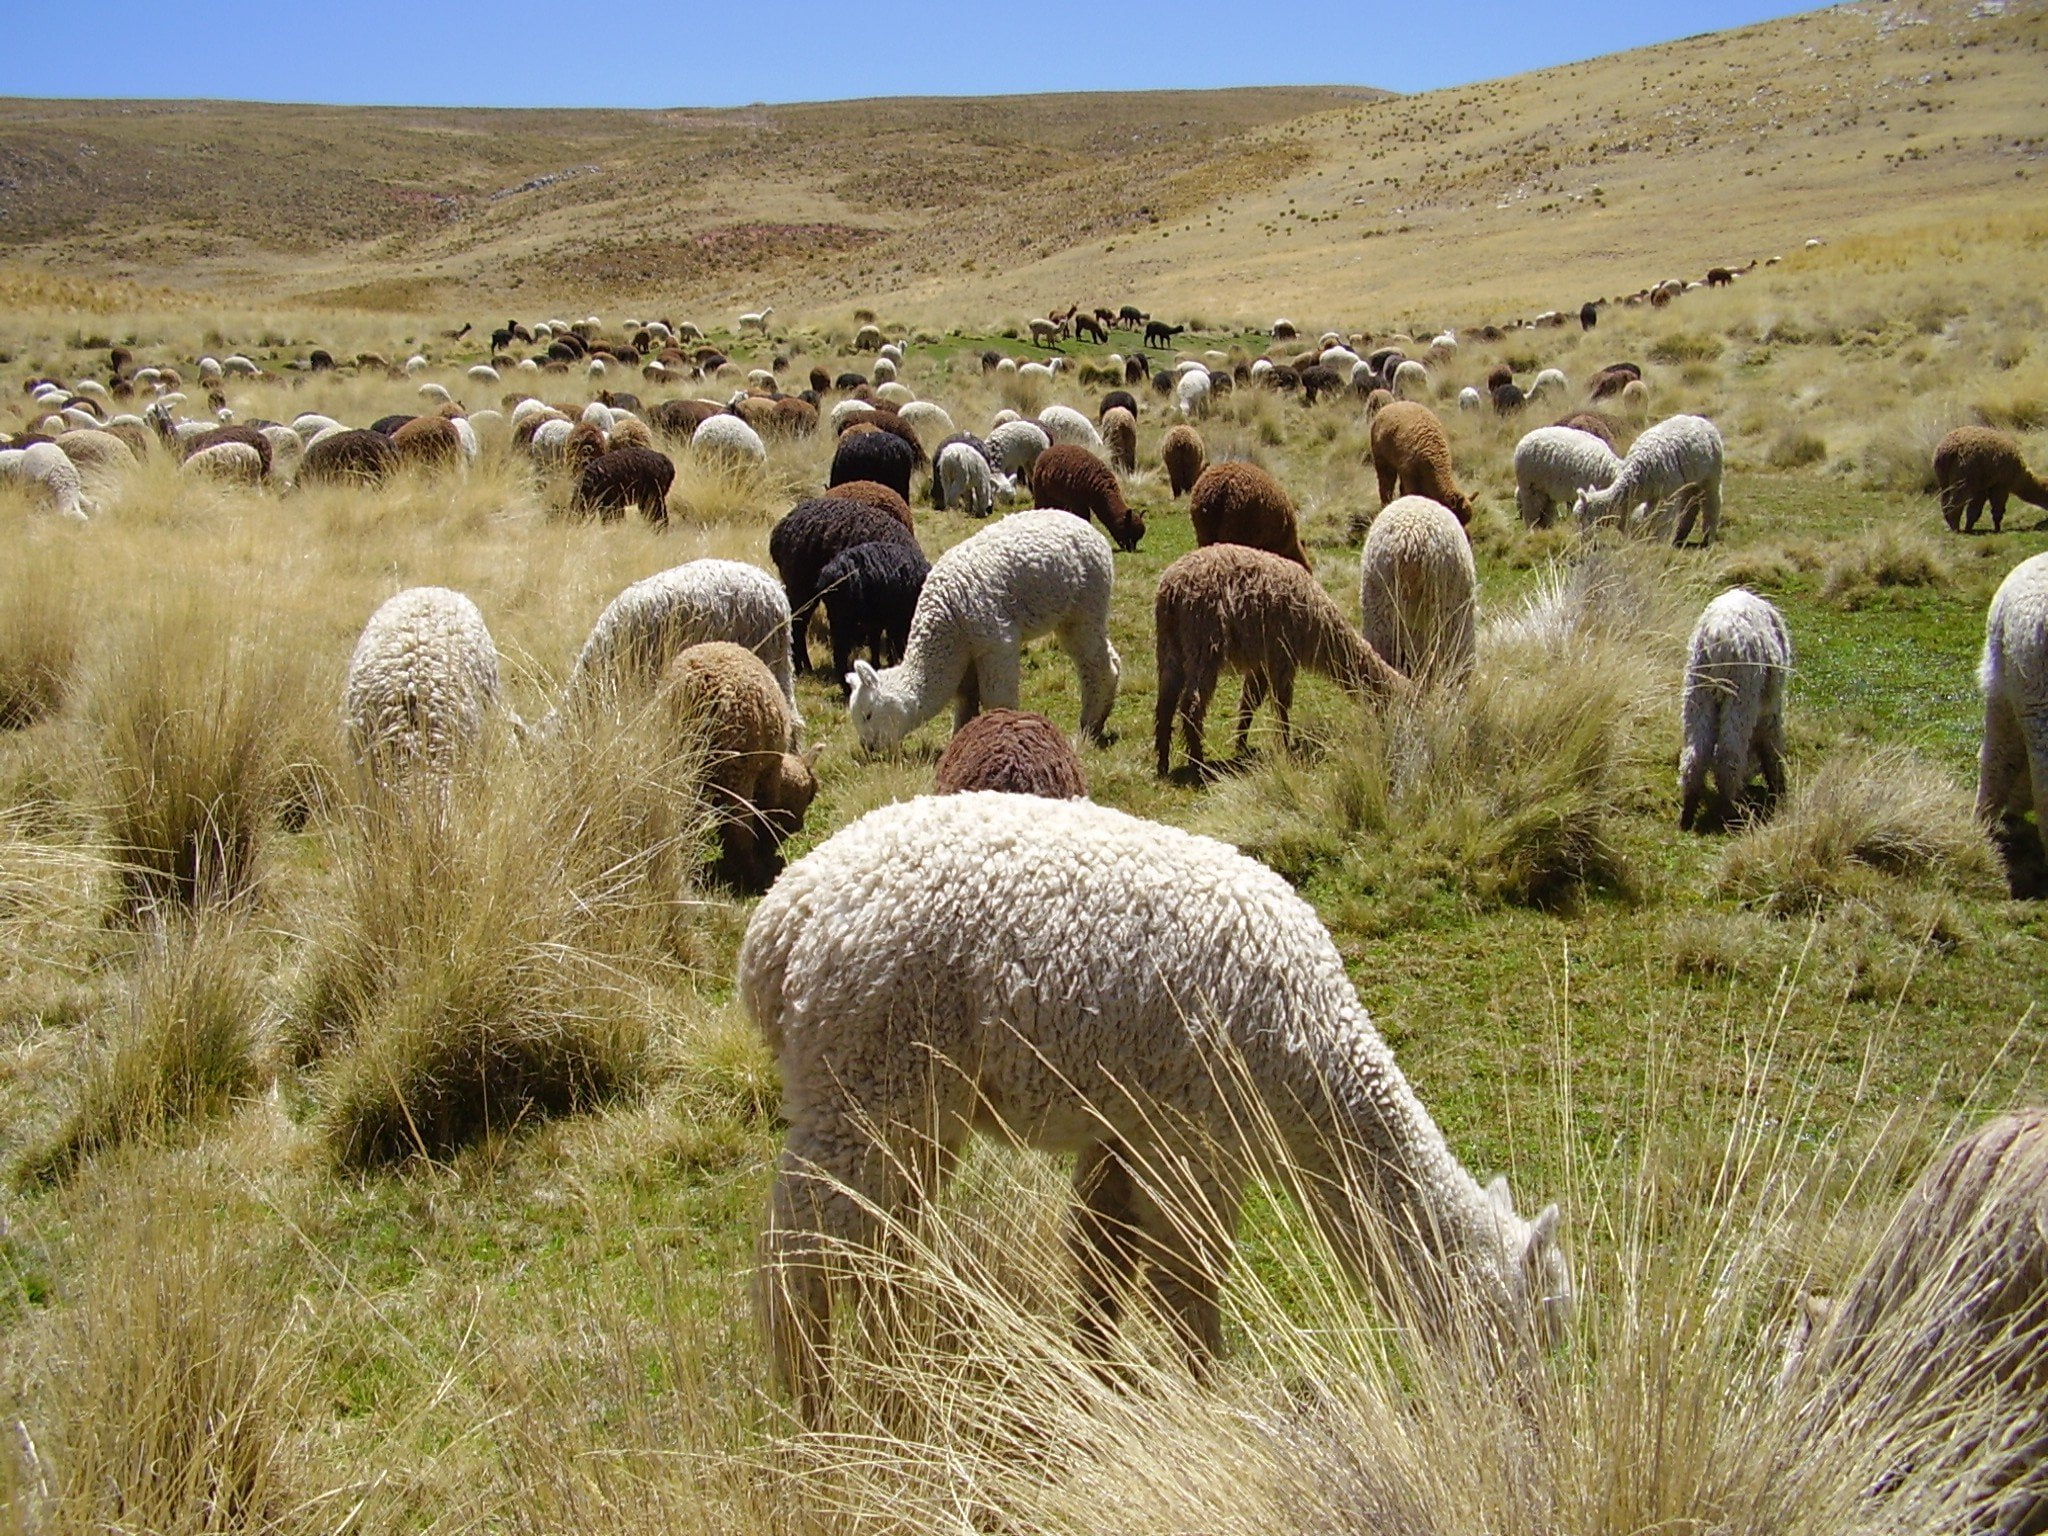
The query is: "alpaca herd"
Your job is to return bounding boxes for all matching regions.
[8,312,2046,1470]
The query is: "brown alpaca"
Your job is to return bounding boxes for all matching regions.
[1154,543,1404,777]
[1187,461,1310,568]
[1935,426,2048,534]
[1161,423,1207,497]
[1369,401,1474,524]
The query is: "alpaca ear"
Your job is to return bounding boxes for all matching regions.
[1486,1175,1515,1216]
[852,660,879,690]
[1528,1202,1560,1250]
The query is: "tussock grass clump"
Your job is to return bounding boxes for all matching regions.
[297,709,711,1165]
[1204,550,1678,912]
[23,1196,312,1536]
[89,596,311,915]
[1819,525,1952,607]
[761,1063,2033,1536]
[0,531,87,729]
[22,913,262,1181]
[1719,749,2001,915]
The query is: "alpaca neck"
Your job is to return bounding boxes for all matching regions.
[1288,1011,1503,1293]
[885,610,969,730]
[2020,469,2048,510]
[1323,615,1401,697]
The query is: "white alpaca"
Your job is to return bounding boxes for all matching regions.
[936,441,1009,520]
[1977,552,2048,846]
[739,306,775,333]
[552,559,799,730]
[744,792,1571,1425]
[343,587,503,776]
[1573,414,1725,546]
[1360,496,1477,687]
[1037,403,1104,452]
[845,509,1120,750]
[1678,588,1791,831]
[1513,426,1622,528]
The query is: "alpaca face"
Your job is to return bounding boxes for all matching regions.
[846,659,914,752]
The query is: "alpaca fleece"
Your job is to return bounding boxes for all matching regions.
[829,427,917,502]
[828,478,916,529]
[343,587,502,777]
[817,539,931,679]
[1780,1108,2048,1534]
[557,559,799,730]
[1188,460,1310,569]
[1161,423,1207,497]
[661,642,814,893]
[1978,552,2048,883]
[299,428,397,488]
[692,413,768,464]
[1370,401,1474,524]
[1359,495,1477,687]
[1574,413,1724,546]
[1155,543,1404,776]
[572,445,675,524]
[1030,443,1144,551]
[182,441,265,484]
[769,498,922,674]
[1037,404,1105,453]
[1678,588,1791,832]
[1513,426,1622,529]
[1100,406,1138,474]
[932,708,1087,798]
[390,415,462,471]
[1935,426,2048,535]
[987,419,1051,480]
[0,441,90,520]
[649,398,723,443]
[845,509,1120,750]
[743,792,1568,1424]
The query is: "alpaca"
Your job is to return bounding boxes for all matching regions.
[1154,544,1405,776]
[743,793,1570,1426]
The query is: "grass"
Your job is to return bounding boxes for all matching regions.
[4,44,2048,1526]
[21,913,262,1182]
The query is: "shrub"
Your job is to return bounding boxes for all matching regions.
[1718,749,2002,914]
[1766,427,1828,469]
[28,1197,310,1535]
[1819,526,1953,607]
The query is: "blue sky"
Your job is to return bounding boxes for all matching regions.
[0,1,1826,107]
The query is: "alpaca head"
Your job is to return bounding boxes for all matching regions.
[846,660,916,753]
[1485,1177,1573,1342]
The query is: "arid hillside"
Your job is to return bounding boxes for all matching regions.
[1,0,2043,325]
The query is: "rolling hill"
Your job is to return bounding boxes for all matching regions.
[0,0,2041,325]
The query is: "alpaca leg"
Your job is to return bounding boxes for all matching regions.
[1070,1139,1142,1358]
[1756,727,1788,817]
[1697,478,1723,546]
[1966,494,1987,534]
[1126,1167,1239,1368]
[952,666,981,731]
[1940,482,1964,533]
[1978,691,2027,825]
[1155,646,1186,777]
[1234,670,1267,758]
[1376,460,1397,506]
[1991,489,2009,535]
[976,642,1023,714]
[1270,660,1297,753]
[1180,670,1215,776]
[760,1122,887,1428]
[788,592,815,675]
